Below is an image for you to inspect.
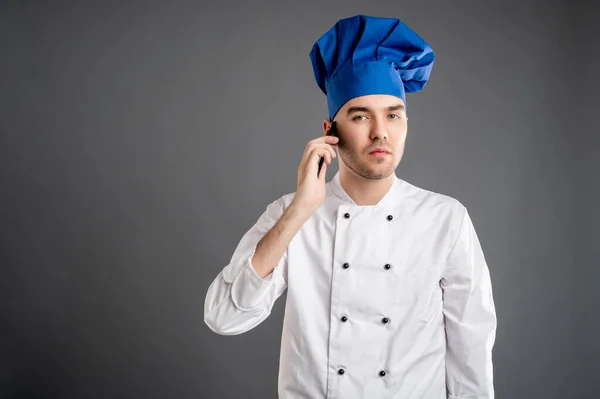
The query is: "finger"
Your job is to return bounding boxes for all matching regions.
[328,135,339,143]
[319,134,339,142]
[310,135,339,148]
[307,142,337,160]
[307,148,334,175]
[305,147,332,176]
[300,141,336,174]
[304,135,338,159]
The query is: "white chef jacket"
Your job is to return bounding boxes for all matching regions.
[204,171,497,399]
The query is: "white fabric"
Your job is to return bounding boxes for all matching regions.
[204,171,497,398]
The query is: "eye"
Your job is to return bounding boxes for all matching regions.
[353,115,368,121]
[388,114,401,120]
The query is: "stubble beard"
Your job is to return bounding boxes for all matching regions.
[337,135,399,180]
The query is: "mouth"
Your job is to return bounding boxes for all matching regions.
[369,149,391,157]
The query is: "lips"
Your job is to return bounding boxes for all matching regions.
[369,148,391,154]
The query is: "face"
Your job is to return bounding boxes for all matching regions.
[324,94,408,180]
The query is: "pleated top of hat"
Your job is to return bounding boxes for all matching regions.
[309,15,435,120]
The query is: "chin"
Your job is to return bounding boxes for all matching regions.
[358,165,396,180]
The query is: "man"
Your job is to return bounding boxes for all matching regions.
[204,14,497,399]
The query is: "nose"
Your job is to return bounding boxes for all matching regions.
[369,117,388,140]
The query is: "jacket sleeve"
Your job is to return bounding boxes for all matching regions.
[204,198,289,335]
[441,206,497,399]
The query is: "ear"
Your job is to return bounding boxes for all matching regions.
[322,120,332,136]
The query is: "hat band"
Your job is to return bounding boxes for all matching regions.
[325,61,406,120]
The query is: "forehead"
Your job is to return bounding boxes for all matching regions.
[341,94,405,110]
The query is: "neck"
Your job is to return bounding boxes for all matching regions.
[339,168,396,206]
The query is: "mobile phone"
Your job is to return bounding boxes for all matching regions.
[317,121,337,177]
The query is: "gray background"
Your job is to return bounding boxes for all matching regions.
[1,1,598,398]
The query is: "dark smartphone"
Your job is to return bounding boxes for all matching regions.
[317,121,337,177]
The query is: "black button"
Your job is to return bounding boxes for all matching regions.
[387,215,393,221]
[338,368,345,375]
[384,263,391,270]
[341,316,348,322]
[382,317,389,324]
[379,370,386,377]
[343,262,350,269]
[344,213,351,218]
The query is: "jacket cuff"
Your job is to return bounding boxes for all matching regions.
[230,252,278,311]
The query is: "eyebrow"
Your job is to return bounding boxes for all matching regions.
[346,104,405,116]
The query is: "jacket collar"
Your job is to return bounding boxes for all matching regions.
[329,171,405,208]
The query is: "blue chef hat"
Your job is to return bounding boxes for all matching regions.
[309,15,435,120]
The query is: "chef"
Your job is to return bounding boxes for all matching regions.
[204,14,497,399]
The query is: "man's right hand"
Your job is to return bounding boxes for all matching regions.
[292,135,339,214]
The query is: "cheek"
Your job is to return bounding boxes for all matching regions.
[393,130,408,146]
[341,137,363,151]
